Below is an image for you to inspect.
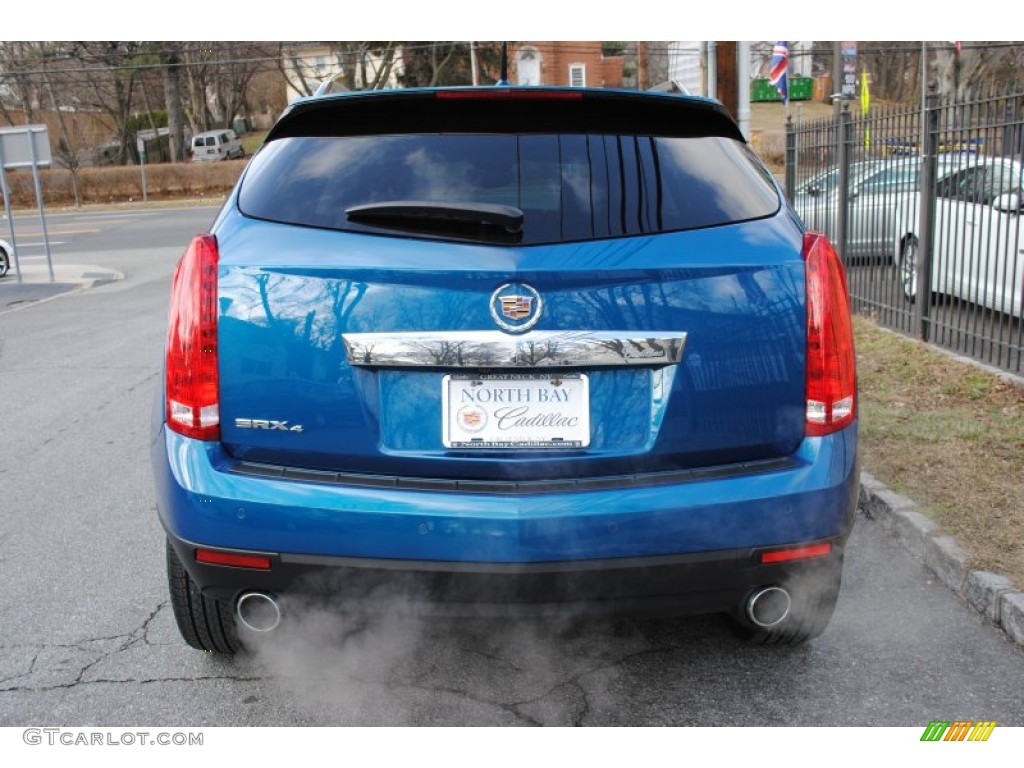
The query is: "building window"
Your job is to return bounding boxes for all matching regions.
[569,64,586,87]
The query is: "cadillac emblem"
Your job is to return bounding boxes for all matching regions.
[489,282,542,333]
[500,295,533,320]
[457,405,488,433]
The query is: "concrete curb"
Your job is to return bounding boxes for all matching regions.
[859,471,1023,650]
[0,264,124,313]
[9,263,125,288]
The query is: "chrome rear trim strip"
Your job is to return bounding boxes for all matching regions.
[342,330,687,368]
[229,456,798,496]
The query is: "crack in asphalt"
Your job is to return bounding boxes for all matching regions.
[0,601,173,693]
[570,679,591,726]
[393,680,545,726]
[500,642,686,726]
[458,643,528,672]
[376,630,682,726]
[0,674,263,694]
[506,677,590,726]
[138,601,167,648]
[1,606,706,724]
[0,648,41,687]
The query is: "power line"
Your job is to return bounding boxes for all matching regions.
[2,41,1022,90]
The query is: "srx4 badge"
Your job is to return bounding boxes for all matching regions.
[235,418,304,433]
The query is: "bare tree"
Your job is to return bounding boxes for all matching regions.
[43,71,84,205]
[400,42,473,87]
[860,42,920,104]
[181,43,214,133]
[161,43,186,162]
[0,41,44,125]
[62,41,143,165]
[278,43,319,99]
[209,42,273,128]
[341,42,398,90]
[859,42,1024,106]
[179,41,263,133]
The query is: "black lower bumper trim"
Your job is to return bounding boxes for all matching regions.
[166,530,847,620]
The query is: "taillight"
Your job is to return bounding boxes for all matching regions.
[435,88,583,101]
[165,234,220,440]
[803,231,857,436]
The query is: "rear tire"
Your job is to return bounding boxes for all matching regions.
[732,558,843,645]
[0,246,9,278]
[166,540,241,654]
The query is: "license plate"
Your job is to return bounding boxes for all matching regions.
[442,373,590,449]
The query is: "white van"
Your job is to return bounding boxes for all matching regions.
[190,129,244,162]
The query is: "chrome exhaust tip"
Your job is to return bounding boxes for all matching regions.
[745,586,791,628]
[236,592,281,633]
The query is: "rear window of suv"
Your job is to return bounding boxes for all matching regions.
[238,133,780,245]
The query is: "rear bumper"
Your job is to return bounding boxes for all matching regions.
[154,424,858,613]
[166,529,848,618]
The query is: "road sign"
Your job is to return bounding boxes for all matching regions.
[0,124,52,169]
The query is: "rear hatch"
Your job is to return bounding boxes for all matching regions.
[214,88,807,482]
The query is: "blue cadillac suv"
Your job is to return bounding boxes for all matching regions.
[152,86,859,652]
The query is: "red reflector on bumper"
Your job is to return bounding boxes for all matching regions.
[760,543,832,564]
[196,549,272,570]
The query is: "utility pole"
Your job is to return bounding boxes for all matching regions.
[832,41,842,111]
[637,42,648,90]
[706,41,717,99]
[736,41,751,140]
[716,41,738,120]
[470,41,480,86]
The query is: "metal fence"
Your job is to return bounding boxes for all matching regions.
[785,88,1024,374]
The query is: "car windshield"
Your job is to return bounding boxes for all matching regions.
[238,133,780,245]
[800,162,886,195]
[860,162,920,191]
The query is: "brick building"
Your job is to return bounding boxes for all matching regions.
[509,42,624,88]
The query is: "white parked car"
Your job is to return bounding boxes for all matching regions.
[190,129,244,162]
[894,156,1023,318]
[0,237,12,278]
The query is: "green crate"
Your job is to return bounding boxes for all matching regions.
[790,77,814,101]
[750,76,814,102]
[750,77,779,102]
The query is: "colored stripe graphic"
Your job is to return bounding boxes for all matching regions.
[921,721,950,741]
[968,722,997,741]
[944,721,973,741]
[920,720,996,741]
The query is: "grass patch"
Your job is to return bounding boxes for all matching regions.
[855,315,1024,587]
[241,131,268,156]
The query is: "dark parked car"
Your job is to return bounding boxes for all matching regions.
[153,86,859,653]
